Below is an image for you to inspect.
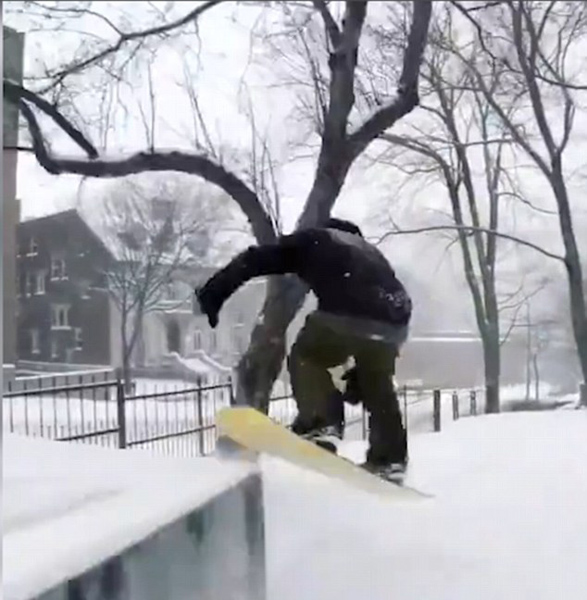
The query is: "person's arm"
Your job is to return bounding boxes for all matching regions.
[195,232,306,326]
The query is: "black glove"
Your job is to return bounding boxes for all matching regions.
[194,284,221,329]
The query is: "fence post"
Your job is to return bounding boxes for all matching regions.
[8,378,14,433]
[361,406,367,441]
[452,391,459,420]
[402,384,408,431]
[228,376,236,406]
[470,390,477,416]
[115,370,127,449]
[197,377,205,456]
[433,389,441,432]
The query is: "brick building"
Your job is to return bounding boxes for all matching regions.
[16,210,120,366]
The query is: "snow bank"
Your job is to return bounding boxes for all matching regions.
[263,411,587,600]
[3,435,264,600]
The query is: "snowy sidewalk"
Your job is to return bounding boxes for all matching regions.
[263,410,587,600]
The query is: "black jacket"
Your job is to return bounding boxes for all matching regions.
[197,227,412,328]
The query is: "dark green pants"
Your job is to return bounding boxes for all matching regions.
[288,312,407,465]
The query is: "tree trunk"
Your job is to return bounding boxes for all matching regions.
[551,168,587,397]
[235,276,307,411]
[482,325,501,414]
[235,158,351,411]
[121,345,133,393]
[532,352,540,402]
[120,312,140,394]
[567,271,587,391]
[525,305,531,402]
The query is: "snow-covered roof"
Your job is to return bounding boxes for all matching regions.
[182,350,232,374]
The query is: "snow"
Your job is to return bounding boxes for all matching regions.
[5,397,587,600]
[264,410,587,600]
[2,434,256,600]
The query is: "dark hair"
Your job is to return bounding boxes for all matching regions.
[325,217,363,237]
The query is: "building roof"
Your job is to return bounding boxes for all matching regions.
[18,208,116,260]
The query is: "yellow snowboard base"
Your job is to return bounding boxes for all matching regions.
[217,406,432,501]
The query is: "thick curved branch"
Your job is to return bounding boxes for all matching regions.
[11,84,276,245]
[377,225,564,263]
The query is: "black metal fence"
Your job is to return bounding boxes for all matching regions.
[4,375,122,445]
[3,373,484,458]
[3,375,233,456]
[400,385,484,436]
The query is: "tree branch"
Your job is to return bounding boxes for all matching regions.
[7,82,276,245]
[377,224,565,263]
[34,0,223,93]
[347,1,432,156]
[322,1,368,143]
[312,0,341,49]
[4,80,99,158]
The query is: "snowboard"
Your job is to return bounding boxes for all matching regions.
[216,406,431,501]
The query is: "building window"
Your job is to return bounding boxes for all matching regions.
[51,304,70,329]
[74,328,83,350]
[210,330,218,353]
[35,271,46,295]
[50,257,67,280]
[51,338,58,359]
[193,329,202,351]
[30,329,40,354]
[28,238,38,256]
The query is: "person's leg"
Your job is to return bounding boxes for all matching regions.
[354,341,407,468]
[288,313,350,439]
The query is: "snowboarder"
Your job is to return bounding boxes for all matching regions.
[195,218,412,481]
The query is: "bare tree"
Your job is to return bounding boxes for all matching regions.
[368,3,555,412]
[4,1,432,411]
[94,175,226,388]
[446,0,587,405]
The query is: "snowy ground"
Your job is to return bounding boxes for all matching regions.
[264,410,587,600]
[4,405,586,600]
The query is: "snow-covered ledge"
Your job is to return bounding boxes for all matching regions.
[3,435,265,600]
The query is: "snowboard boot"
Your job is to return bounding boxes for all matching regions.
[303,425,343,454]
[291,416,344,454]
[360,459,408,485]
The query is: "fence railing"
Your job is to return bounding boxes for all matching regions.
[3,373,484,457]
[3,375,234,457]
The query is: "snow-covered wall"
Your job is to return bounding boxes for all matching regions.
[36,473,265,600]
[4,435,265,600]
